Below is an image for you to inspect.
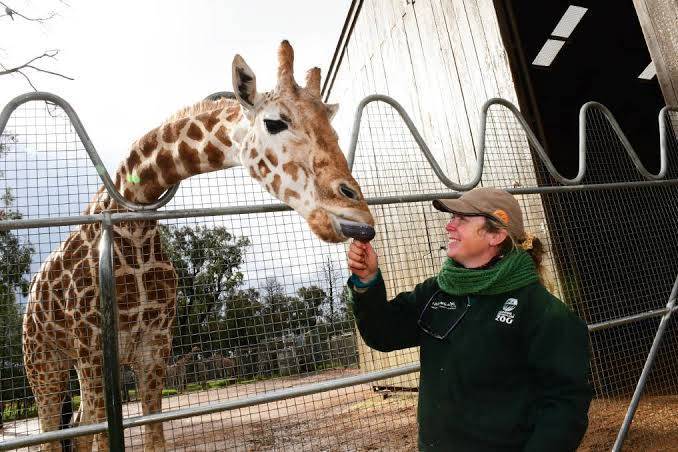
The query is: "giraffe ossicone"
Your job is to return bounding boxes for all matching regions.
[22,40,374,452]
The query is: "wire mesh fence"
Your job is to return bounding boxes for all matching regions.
[0,92,677,451]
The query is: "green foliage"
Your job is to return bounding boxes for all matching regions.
[1,132,35,412]
[159,224,251,354]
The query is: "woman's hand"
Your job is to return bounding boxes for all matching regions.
[347,240,379,283]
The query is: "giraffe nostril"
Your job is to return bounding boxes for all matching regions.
[339,183,359,200]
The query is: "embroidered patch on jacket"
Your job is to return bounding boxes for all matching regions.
[495,298,518,324]
[430,299,457,310]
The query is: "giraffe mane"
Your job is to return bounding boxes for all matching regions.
[163,98,237,124]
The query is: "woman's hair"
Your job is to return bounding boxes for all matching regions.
[482,217,546,281]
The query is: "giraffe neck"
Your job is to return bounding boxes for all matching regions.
[113,99,249,205]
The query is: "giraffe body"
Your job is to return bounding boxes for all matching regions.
[22,41,374,452]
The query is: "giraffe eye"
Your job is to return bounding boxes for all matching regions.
[264,119,288,134]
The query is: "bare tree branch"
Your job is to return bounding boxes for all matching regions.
[0,50,73,89]
[0,1,56,22]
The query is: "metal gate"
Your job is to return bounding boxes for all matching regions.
[1,92,677,451]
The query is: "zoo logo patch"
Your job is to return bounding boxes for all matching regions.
[495,298,518,324]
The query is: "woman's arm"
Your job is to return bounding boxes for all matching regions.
[524,299,593,452]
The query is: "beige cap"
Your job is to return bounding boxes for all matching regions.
[432,187,526,240]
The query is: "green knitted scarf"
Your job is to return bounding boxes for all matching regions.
[437,249,539,296]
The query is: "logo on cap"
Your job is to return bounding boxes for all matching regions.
[493,209,509,225]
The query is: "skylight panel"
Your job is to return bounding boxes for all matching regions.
[551,6,588,39]
[532,39,566,67]
[638,62,656,80]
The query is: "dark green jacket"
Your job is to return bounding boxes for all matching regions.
[349,274,592,452]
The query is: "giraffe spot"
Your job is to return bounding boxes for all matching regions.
[249,167,262,181]
[249,148,258,160]
[38,281,50,301]
[271,175,282,194]
[204,141,225,167]
[72,260,94,291]
[142,268,175,303]
[196,109,221,132]
[143,309,161,327]
[140,128,159,157]
[225,104,241,122]
[314,157,330,171]
[46,257,63,280]
[156,148,180,185]
[83,225,98,242]
[178,141,201,173]
[284,189,300,203]
[64,234,85,260]
[162,117,190,143]
[123,188,134,201]
[153,234,166,262]
[142,237,152,262]
[186,122,204,141]
[52,280,65,303]
[80,288,97,311]
[86,312,100,327]
[116,273,139,309]
[120,312,136,327]
[140,166,163,201]
[127,150,141,173]
[214,125,232,147]
[114,233,139,269]
[76,321,93,343]
[283,162,300,181]
[258,159,271,178]
[49,297,65,323]
[265,149,278,167]
[115,173,122,190]
[66,287,78,310]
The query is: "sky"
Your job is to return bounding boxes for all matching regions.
[1,0,357,296]
[1,0,350,172]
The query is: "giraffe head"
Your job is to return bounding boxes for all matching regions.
[232,40,374,243]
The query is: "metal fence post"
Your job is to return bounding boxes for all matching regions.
[99,212,125,451]
[612,277,678,451]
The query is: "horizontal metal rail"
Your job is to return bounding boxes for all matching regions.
[588,304,678,332]
[4,180,678,232]
[0,363,419,450]
[3,297,676,450]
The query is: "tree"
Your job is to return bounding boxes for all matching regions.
[159,224,250,355]
[319,258,340,321]
[293,285,325,333]
[0,131,34,420]
[0,1,73,90]
[220,288,264,349]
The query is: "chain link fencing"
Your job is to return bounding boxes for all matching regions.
[0,92,676,451]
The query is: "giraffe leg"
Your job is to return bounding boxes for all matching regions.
[73,361,108,452]
[24,346,73,452]
[134,348,168,452]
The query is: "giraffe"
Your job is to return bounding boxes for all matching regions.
[165,348,196,393]
[21,40,374,452]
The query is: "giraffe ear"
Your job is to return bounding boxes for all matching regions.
[232,54,261,110]
[325,103,339,121]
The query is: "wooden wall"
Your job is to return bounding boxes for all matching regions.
[326,0,558,382]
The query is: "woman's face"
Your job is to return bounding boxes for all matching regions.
[445,214,505,267]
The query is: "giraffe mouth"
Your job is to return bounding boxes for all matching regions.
[335,218,376,242]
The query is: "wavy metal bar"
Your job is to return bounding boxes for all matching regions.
[0,92,179,211]
[347,94,674,187]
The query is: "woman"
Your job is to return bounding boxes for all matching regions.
[347,187,592,452]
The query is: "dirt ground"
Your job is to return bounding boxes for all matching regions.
[2,370,677,451]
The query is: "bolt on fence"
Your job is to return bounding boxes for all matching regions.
[0,92,677,451]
